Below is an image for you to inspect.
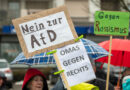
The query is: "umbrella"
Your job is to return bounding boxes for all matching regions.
[11,52,55,65]
[11,38,109,65]
[96,38,130,67]
[95,38,130,87]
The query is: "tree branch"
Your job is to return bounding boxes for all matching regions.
[120,0,130,12]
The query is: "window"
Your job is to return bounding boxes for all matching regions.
[8,2,20,24]
[1,43,21,62]
[0,62,8,68]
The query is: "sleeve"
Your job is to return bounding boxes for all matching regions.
[52,78,66,90]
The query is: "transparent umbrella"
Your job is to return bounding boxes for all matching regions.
[10,38,109,65]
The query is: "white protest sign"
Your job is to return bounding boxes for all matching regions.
[19,11,74,53]
[56,41,96,86]
[12,6,78,58]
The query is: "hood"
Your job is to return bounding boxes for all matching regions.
[22,68,48,90]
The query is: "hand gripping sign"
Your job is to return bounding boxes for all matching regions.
[12,5,78,58]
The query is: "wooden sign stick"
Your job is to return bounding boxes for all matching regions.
[106,35,112,90]
[53,53,71,90]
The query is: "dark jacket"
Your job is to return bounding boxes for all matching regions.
[0,86,8,90]
[52,78,66,90]
[89,78,114,90]
[22,68,48,90]
[0,71,8,90]
[52,77,114,90]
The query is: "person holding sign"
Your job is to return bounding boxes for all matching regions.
[88,57,114,90]
[22,68,48,90]
[52,57,114,90]
[52,77,99,90]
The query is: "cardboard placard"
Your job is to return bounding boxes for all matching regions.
[54,41,96,87]
[12,5,78,58]
[94,11,129,36]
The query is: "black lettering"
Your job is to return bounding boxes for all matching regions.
[120,28,124,33]
[105,15,108,19]
[75,45,80,50]
[60,50,65,55]
[114,27,119,32]
[116,16,119,19]
[98,12,104,19]
[70,70,75,76]
[47,30,57,42]
[31,35,41,48]
[64,48,72,54]
[74,69,79,74]
[104,27,107,32]
[66,65,89,77]
[112,15,115,20]
[52,19,57,25]
[29,26,34,32]
[100,27,103,32]
[110,27,114,32]
[63,61,68,66]
[21,24,29,34]
[71,58,76,63]
[47,21,52,26]
[58,18,62,24]
[40,33,46,44]
[34,23,38,31]
[95,21,100,32]
[123,28,126,33]
[39,23,45,30]
[67,72,71,77]
[79,55,84,60]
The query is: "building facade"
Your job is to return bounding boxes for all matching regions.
[0,0,130,62]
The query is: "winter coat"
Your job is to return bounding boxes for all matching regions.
[89,78,114,90]
[0,86,8,90]
[52,78,66,90]
[0,71,8,90]
[52,77,114,90]
[22,68,48,90]
[52,78,99,90]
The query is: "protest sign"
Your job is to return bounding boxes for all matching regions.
[94,11,129,90]
[54,41,96,87]
[12,5,78,58]
[94,11,129,36]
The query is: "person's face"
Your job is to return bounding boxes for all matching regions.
[28,75,44,90]
[0,77,3,87]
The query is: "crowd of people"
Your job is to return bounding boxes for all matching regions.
[0,60,130,90]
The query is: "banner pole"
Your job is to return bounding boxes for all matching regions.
[53,53,71,90]
[106,35,112,90]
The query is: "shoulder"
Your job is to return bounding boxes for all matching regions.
[0,86,8,90]
[52,78,66,90]
[90,78,114,90]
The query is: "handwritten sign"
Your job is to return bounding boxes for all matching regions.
[94,11,129,36]
[12,6,78,58]
[56,41,96,86]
